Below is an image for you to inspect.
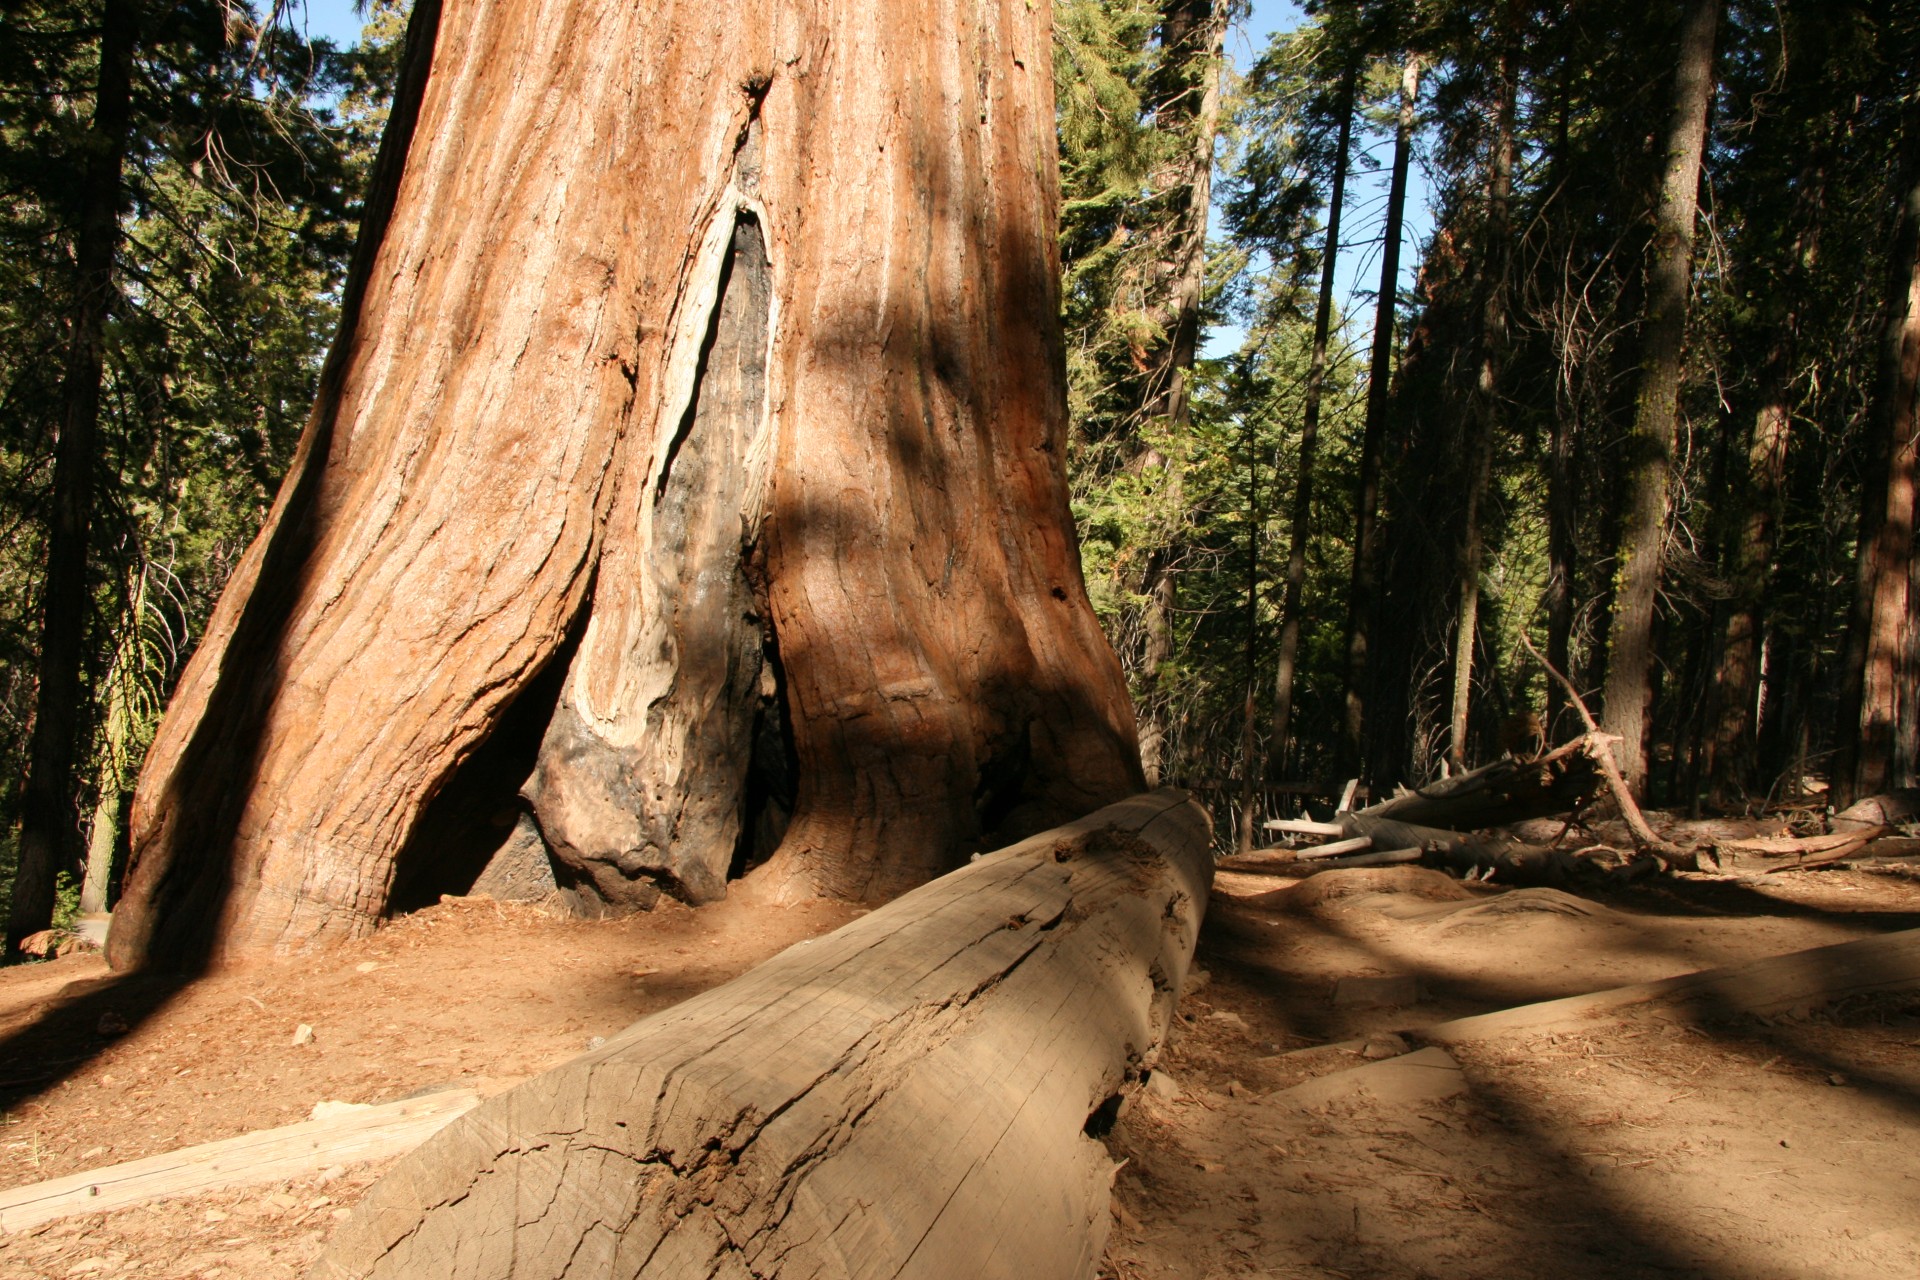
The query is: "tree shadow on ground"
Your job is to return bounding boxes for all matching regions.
[1148,861,1920,1278]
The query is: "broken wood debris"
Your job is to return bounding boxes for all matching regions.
[0,1086,479,1232]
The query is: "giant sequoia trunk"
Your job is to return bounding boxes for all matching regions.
[108,0,1142,969]
[1833,147,1920,807]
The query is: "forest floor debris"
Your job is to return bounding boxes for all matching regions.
[0,855,1917,1277]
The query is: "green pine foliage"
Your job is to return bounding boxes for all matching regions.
[0,1,398,923]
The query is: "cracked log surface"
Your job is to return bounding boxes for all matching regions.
[312,790,1209,1280]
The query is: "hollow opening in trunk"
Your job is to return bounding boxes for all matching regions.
[730,616,797,881]
[386,624,581,914]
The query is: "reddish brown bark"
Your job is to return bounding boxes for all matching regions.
[110,0,1140,968]
[1833,159,1920,807]
[1703,381,1792,806]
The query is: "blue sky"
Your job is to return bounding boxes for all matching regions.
[292,0,1430,358]
[294,0,364,46]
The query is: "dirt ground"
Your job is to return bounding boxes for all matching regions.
[0,891,864,1279]
[1107,858,1920,1280]
[0,858,1917,1279]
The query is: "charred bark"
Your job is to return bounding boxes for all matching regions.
[110,0,1141,968]
[1341,51,1420,777]
[1271,60,1356,778]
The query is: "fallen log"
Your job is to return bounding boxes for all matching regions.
[1830,790,1920,833]
[1295,835,1373,860]
[1311,846,1422,869]
[1516,634,1695,868]
[1353,738,1604,831]
[313,790,1212,1280]
[1323,815,1551,883]
[1712,826,1888,874]
[0,1086,479,1232]
[1264,818,1347,837]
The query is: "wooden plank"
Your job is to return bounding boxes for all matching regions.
[1316,846,1422,868]
[316,790,1214,1280]
[1263,818,1346,836]
[1296,835,1373,860]
[1422,927,1920,1045]
[0,1086,479,1232]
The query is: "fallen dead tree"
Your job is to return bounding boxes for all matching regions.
[1249,643,1919,885]
[1358,737,1605,831]
[1256,735,1633,884]
[1423,924,1920,1043]
[1710,827,1889,874]
[312,790,1211,1280]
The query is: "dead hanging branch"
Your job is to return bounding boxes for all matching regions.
[1518,632,1696,869]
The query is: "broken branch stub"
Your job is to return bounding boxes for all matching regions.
[312,791,1211,1280]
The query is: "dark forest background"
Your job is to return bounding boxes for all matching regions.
[3,0,1916,940]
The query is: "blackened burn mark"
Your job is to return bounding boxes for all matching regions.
[624,210,782,901]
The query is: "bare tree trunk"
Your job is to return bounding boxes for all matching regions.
[1833,151,1920,807]
[1271,60,1356,778]
[7,0,138,957]
[1449,36,1516,773]
[1137,543,1177,787]
[110,0,1142,970]
[1546,410,1580,739]
[1236,382,1261,855]
[1599,0,1718,796]
[1341,51,1421,776]
[1136,0,1226,789]
[1542,84,1580,745]
[1704,364,1793,806]
[79,565,150,916]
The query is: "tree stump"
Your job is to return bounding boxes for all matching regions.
[312,791,1210,1280]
